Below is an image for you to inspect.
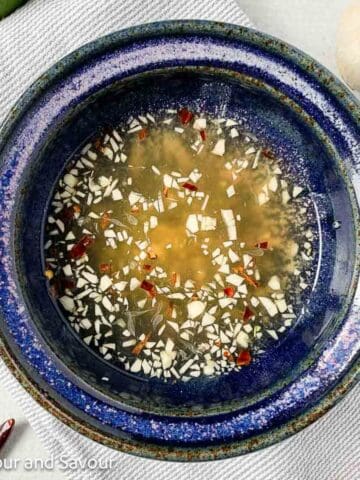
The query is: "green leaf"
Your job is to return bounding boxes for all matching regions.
[0,0,27,19]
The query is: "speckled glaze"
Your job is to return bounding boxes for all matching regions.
[0,21,359,461]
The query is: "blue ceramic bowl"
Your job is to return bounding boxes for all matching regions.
[0,21,359,460]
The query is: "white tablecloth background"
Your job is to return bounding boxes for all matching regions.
[0,1,359,479]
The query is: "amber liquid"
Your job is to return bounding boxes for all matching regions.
[88,127,302,331]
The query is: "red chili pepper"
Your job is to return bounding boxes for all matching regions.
[200,130,206,141]
[69,234,94,259]
[140,280,156,297]
[178,108,194,125]
[255,241,269,250]
[94,138,102,151]
[182,182,198,192]
[223,351,235,362]
[132,332,151,356]
[146,246,158,260]
[58,206,75,223]
[0,419,15,451]
[138,128,149,140]
[108,287,118,301]
[50,277,75,298]
[99,263,112,273]
[61,278,76,290]
[233,265,259,288]
[262,148,275,159]
[224,286,235,297]
[243,306,255,322]
[236,350,252,366]
[143,264,153,271]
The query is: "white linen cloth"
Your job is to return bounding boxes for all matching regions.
[0,1,359,479]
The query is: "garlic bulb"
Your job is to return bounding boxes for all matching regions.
[336,0,360,92]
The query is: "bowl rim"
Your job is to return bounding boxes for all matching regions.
[1,332,359,461]
[0,19,359,461]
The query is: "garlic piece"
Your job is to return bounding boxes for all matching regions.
[130,277,141,291]
[187,300,206,319]
[59,296,75,312]
[236,331,249,349]
[268,275,281,290]
[221,209,237,240]
[130,359,142,373]
[226,273,243,287]
[212,139,225,156]
[63,174,78,188]
[202,312,216,326]
[193,118,206,130]
[99,275,112,292]
[186,214,199,234]
[259,296,278,317]
[160,351,173,370]
[337,1,360,92]
[203,361,215,375]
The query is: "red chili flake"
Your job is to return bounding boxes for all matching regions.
[262,148,275,159]
[138,128,149,141]
[132,332,151,356]
[200,130,206,141]
[0,419,15,451]
[69,234,94,259]
[131,205,140,213]
[233,265,259,288]
[100,212,111,230]
[143,264,153,272]
[243,306,255,322]
[178,108,194,125]
[163,187,169,198]
[255,241,269,249]
[236,350,252,366]
[73,205,81,214]
[171,272,181,287]
[59,206,75,223]
[99,263,112,274]
[93,138,102,151]
[140,280,156,297]
[182,182,198,192]
[146,246,157,260]
[60,278,76,290]
[50,277,76,298]
[223,351,235,362]
[224,286,235,297]
[165,303,174,317]
[108,287,118,301]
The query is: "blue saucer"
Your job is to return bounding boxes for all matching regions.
[0,21,358,460]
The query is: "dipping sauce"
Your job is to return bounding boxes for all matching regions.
[44,108,316,381]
